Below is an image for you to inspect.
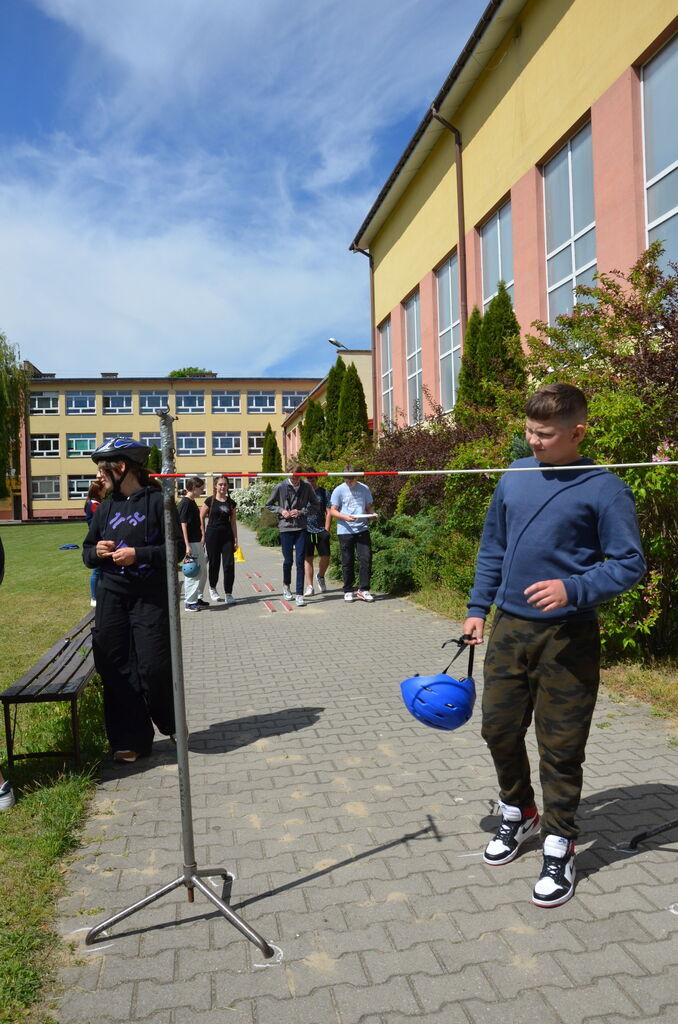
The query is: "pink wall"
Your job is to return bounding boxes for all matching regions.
[512,165,548,337]
[591,67,646,277]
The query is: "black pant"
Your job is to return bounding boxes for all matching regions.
[92,587,175,755]
[205,526,235,593]
[280,529,306,594]
[339,532,372,592]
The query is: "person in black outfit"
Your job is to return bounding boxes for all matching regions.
[177,476,208,611]
[265,463,319,607]
[83,437,179,763]
[200,475,238,605]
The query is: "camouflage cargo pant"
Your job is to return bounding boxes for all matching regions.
[481,610,600,839]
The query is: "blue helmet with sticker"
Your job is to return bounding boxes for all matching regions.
[91,437,151,466]
[400,635,476,731]
[181,557,201,579]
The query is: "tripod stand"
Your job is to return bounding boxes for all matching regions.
[86,413,275,958]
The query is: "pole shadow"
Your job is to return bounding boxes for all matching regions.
[186,707,325,755]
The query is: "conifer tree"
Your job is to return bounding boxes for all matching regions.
[475,281,525,402]
[299,398,326,462]
[455,306,483,414]
[335,362,369,449]
[324,355,346,452]
[261,423,282,473]
[0,332,28,499]
[147,444,162,474]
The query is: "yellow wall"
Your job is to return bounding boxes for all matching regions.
[370,0,676,322]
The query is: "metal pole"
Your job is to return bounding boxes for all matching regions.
[86,411,275,957]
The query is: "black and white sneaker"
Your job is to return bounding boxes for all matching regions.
[532,834,576,907]
[483,801,540,865]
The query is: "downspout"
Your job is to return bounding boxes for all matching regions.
[350,246,378,439]
[430,107,468,339]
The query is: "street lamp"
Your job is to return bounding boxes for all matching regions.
[328,338,348,350]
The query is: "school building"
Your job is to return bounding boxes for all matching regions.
[12,367,321,521]
[350,0,678,429]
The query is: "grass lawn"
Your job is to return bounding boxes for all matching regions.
[0,522,107,1024]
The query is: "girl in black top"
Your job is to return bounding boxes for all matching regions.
[200,475,238,604]
[177,477,208,610]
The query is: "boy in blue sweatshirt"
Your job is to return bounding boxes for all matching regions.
[463,383,645,907]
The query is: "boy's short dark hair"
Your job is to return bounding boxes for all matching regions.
[343,465,360,476]
[525,383,587,425]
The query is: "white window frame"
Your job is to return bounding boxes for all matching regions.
[66,391,96,415]
[67,475,92,501]
[212,390,241,414]
[176,432,206,457]
[32,476,61,500]
[481,201,514,309]
[247,390,276,415]
[30,434,60,458]
[435,254,462,413]
[641,35,678,269]
[103,432,133,443]
[139,391,169,414]
[212,432,242,456]
[67,434,97,458]
[29,392,59,415]
[282,390,308,413]
[175,390,205,415]
[378,318,394,426]
[404,292,422,425]
[543,123,596,324]
[247,431,266,455]
[140,433,161,449]
[102,390,133,415]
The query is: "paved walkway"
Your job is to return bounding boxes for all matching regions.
[55,526,677,1023]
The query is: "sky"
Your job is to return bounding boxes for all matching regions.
[0,0,485,379]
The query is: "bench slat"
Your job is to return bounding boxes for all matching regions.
[7,612,94,692]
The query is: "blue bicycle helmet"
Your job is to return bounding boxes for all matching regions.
[182,558,201,579]
[400,673,475,731]
[91,437,151,466]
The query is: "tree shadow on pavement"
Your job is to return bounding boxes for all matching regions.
[187,707,325,754]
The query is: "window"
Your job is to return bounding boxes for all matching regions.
[67,434,96,458]
[102,390,132,415]
[247,431,266,455]
[139,390,169,414]
[379,318,394,426]
[544,122,596,322]
[247,390,275,414]
[30,434,60,458]
[176,390,205,414]
[66,391,96,415]
[212,432,242,456]
[481,201,514,309]
[30,392,59,415]
[176,432,205,457]
[404,292,422,424]
[68,475,91,500]
[140,433,161,449]
[227,477,243,490]
[103,432,133,443]
[32,476,60,500]
[212,390,241,413]
[436,254,462,412]
[282,390,308,413]
[643,36,678,271]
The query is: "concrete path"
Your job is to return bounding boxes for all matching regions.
[55,526,677,1023]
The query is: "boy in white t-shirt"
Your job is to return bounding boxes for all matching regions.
[329,466,376,602]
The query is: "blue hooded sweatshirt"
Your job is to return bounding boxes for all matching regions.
[467,457,645,622]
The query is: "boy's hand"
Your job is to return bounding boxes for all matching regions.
[111,546,137,566]
[96,540,116,558]
[462,617,485,644]
[524,579,568,612]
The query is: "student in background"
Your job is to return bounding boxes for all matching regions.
[0,536,14,809]
[265,464,318,607]
[329,467,376,602]
[178,477,208,612]
[303,467,331,596]
[200,475,238,605]
[84,478,107,607]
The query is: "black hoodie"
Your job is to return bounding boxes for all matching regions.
[83,487,183,596]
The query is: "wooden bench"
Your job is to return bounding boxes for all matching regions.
[1,611,96,771]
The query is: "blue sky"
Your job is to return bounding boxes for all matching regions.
[0,0,485,379]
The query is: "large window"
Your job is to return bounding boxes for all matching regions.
[212,390,241,414]
[30,435,60,458]
[378,318,394,426]
[247,390,275,414]
[103,432,133,443]
[140,433,161,449]
[212,432,241,456]
[32,476,60,500]
[404,292,422,424]
[30,392,59,415]
[481,201,513,309]
[544,122,596,322]
[643,35,678,271]
[436,254,462,412]
[282,391,308,413]
[176,432,205,457]
[139,390,169,414]
[247,431,266,455]
[176,390,205,414]
[66,391,96,415]
[67,434,96,458]
[67,476,91,501]
[103,390,132,415]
